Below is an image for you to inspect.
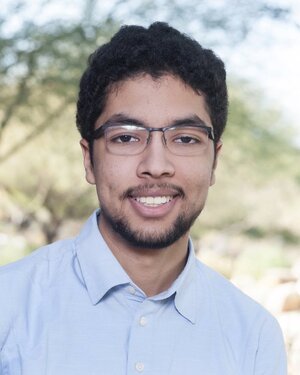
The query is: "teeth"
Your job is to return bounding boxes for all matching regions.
[135,196,173,206]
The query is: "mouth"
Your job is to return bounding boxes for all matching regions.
[134,196,173,207]
[125,184,184,217]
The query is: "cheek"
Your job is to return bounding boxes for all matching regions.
[181,163,212,185]
[180,166,214,202]
[96,164,116,189]
[94,158,135,195]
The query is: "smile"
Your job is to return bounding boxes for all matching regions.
[134,196,173,206]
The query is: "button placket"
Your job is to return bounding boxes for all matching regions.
[139,316,147,327]
[135,361,145,372]
[128,285,136,295]
[127,299,155,374]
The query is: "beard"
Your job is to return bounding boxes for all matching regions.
[100,202,202,250]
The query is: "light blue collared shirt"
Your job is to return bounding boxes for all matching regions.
[0,211,287,374]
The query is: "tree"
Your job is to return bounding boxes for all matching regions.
[0,0,298,249]
[0,0,294,159]
[192,82,300,243]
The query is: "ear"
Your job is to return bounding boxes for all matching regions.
[80,139,96,185]
[210,140,222,186]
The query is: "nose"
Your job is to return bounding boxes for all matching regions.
[136,131,175,179]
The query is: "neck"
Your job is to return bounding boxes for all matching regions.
[98,216,189,297]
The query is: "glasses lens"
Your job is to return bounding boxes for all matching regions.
[105,125,148,155]
[165,126,210,155]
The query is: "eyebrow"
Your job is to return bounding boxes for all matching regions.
[171,115,209,127]
[102,113,210,128]
[103,113,144,127]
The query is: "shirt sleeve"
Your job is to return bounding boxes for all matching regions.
[0,271,15,375]
[254,314,287,375]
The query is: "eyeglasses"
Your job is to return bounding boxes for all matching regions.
[88,122,215,156]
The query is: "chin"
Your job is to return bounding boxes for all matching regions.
[100,206,202,249]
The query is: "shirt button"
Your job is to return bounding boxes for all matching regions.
[139,316,147,326]
[135,362,145,372]
[128,286,136,295]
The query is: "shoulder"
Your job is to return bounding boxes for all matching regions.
[195,259,285,344]
[0,238,76,293]
[0,238,75,349]
[0,237,75,282]
[195,259,270,318]
[194,260,287,372]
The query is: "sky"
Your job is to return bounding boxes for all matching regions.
[224,1,300,136]
[2,0,300,143]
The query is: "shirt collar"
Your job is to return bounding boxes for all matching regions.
[145,240,197,325]
[173,240,197,324]
[75,210,198,324]
[75,210,131,305]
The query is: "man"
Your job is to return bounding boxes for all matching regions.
[0,22,286,374]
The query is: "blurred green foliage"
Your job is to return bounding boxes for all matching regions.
[0,0,299,266]
[234,244,291,279]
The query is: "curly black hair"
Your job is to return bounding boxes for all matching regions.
[76,22,228,143]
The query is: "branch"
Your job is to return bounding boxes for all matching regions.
[0,97,73,164]
[0,52,36,139]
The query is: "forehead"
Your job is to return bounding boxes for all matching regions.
[97,74,211,126]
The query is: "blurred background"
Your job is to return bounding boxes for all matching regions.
[0,0,299,373]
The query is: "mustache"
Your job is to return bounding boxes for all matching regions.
[121,183,185,199]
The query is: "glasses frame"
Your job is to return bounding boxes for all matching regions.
[88,122,215,143]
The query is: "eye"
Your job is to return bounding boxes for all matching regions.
[110,134,140,143]
[168,126,209,146]
[173,135,200,144]
[105,124,147,145]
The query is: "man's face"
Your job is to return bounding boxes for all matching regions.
[81,74,221,249]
